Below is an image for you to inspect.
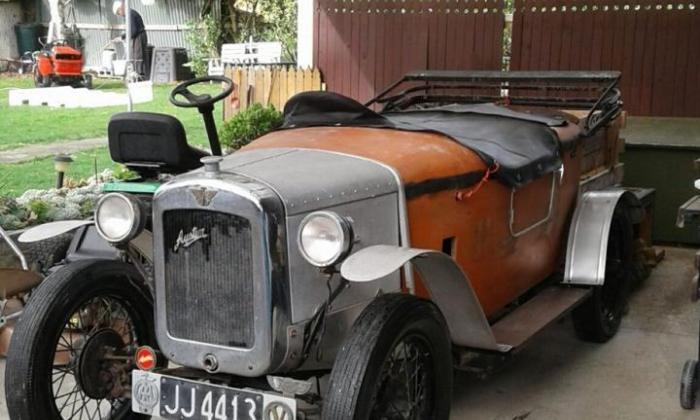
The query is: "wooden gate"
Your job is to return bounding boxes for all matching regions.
[510,0,700,117]
[313,0,505,103]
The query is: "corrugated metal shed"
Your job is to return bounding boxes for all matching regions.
[0,1,22,61]
[40,0,221,68]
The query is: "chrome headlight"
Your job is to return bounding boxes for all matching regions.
[94,193,144,243]
[298,211,353,267]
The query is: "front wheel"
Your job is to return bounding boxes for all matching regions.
[33,64,52,88]
[5,259,158,420]
[323,293,453,420]
[83,74,93,89]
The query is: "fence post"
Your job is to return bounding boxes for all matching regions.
[312,68,321,92]
[261,67,271,105]
[295,68,304,98]
[240,67,249,112]
[279,67,289,110]
[286,67,296,103]
[269,67,281,110]
[254,68,265,105]
[223,66,232,120]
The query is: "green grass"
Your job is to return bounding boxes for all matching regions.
[0,75,224,150]
[0,75,226,196]
[0,148,113,197]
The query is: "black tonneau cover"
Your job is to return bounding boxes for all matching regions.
[281,91,564,187]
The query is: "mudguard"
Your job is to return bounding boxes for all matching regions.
[341,245,509,352]
[18,220,93,243]
[563,189,642,286]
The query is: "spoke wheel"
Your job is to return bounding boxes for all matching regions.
[370,335,434,419]
[572,204,634,343]
[599,218,626,334]
[6,260,157,420]
[324,294,452,420]
[52,297,138,418]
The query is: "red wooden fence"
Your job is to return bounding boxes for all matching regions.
[313,0,505,103]
[510,0,700,117]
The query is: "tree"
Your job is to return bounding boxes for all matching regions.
[187,0,298,72]
[186,14,223,77]
[222,0,297,62]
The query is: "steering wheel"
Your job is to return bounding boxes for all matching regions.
[170,76,235,109]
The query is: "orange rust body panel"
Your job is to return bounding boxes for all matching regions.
[246,126,582,318]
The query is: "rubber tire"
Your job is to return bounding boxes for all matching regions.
[572,203,634,343]
[681,359,699,410]
[5,259,156,420]
[630,238,652,287]
[83,74,93,90]
[323,293,453,420]
[33,64,52,88]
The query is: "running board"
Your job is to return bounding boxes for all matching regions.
[491,286,591,350]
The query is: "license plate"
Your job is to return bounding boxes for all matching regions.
[131,370,297,420]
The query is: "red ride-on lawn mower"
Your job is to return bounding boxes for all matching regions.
[33,40,92,88]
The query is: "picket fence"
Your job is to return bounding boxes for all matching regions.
[223,66,324,119]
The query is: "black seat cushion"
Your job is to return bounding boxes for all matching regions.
[108,112,207,174]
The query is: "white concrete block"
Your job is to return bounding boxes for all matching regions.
[128,81,153,104]
[7,83,152,109]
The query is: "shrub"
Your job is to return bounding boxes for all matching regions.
[186,14,222,78]
[0,170,113,231]
[219,104,283,151]
[27,199,51,224]
[113,164,139,181]
[0,197,29,230]
[222,0,298,62]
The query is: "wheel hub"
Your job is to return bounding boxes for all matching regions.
[76,328,126,399]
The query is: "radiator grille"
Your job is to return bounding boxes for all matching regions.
[163,210,255,348]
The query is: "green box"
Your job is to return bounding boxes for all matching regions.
[621,117,700,244]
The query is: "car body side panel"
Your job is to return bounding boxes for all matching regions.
[246,127,583,317]
[406,151,581,317]
[284,195,401,323]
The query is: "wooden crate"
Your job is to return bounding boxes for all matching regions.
[223,66,324,120]
[563,108,626,179]
[579,115,625,177]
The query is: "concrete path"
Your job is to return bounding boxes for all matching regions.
[0,137,107,164]
[452,247,698,419]
[0,247,697,419]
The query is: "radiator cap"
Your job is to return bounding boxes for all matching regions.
[201,156,223,177]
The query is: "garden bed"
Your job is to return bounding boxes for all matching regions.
[0,170,115,271]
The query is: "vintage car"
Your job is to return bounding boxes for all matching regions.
[6,71,653,420]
